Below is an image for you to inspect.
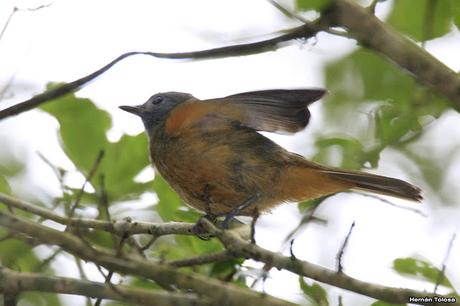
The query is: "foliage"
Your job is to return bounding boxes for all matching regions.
[393,257,453,289]
[297,0,332,12]
[388,0,453,41]
[299,277,329,306]
[41,90,151,202]
[315,49,449,170]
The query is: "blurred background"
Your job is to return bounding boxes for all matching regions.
[0,0,459,305]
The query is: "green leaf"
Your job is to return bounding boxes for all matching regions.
[86,230,116,249]
[298,196,327,212]
[326,49,415,108]
[101,134,151,200]
[374,104,418,147]
[210,257,245,278]
[387,0,452,41]
[296,0,332,12]
[42,92,152,202]
[0,239,43,271]
[393,257,453,288]
[0,175,11,194]
[299,277,329,306]
[21,292,61,306]
[315,137,369,169]
[41,92,111,174]
[323,48,449,169]
[452,0,460,30]
[153,174,183,221]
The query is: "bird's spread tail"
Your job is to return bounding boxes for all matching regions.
[321,169,422,202]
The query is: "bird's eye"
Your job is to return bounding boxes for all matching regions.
[151,96,164,104]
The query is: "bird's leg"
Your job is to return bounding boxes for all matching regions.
[222,194,259,229]
[191,184,216,240]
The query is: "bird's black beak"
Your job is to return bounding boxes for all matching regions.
[119,105,143,116]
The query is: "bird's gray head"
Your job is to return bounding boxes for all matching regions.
[119,92,194,134]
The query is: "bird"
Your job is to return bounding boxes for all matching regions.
[119,89,422,224]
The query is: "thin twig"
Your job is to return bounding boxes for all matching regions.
[250,263,272,290]
[250,208,259,244]
[95,235,129,306]
[283,198,328,246]
[0,265,207,306]
[1,211,457,306]
[367,0,380,14]
[141,235,159,251]
[0,7,16,42]
[0,22,320,120]
[267,0,308,23]
[74,257,94,306]
[98,174,111,222]
[336,221,356,273]
[0,3,54,104]
[289,239,297,261]
[0,3,53,42]
[434,233,457,294]
[0,192,197,237]
[35,248,62,272]
[67,150,105,222]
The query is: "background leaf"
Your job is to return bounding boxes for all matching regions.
[299,277,329,306]
[101,134,150,200]
[452,0,460,30]
[153,174,183,221]
[393,257,453,289]
[387,0,452,41]
[42,92,152,203]
[41,92,111,174]
[321,48,449,171]
[0,175,11,194]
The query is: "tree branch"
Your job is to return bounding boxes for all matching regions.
[0,192,195,236]
[1,0,457,119]
[325,0,460,108]
[1,202,457,306]
[0,22,320,121]
[0,211,298,306]
[200,219,460,306]
[0,266,210,306]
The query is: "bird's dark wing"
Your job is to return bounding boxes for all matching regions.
[219,89,326,133]
[164,89,325,136]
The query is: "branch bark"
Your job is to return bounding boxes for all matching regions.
[0,192,195,236]
[1,0,458,119]
[0,203,457,306]
[200,219,460,306]
[0,211,298,306]
[0,22,320,121]
[2,193,457,305]
[0,266,209,306]
[325,0,460,108]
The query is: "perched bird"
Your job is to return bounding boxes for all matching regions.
[120,89,421,222]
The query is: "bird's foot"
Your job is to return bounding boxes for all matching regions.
[191,214,216,240]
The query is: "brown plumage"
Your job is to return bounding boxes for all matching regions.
[120,89,422,217]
